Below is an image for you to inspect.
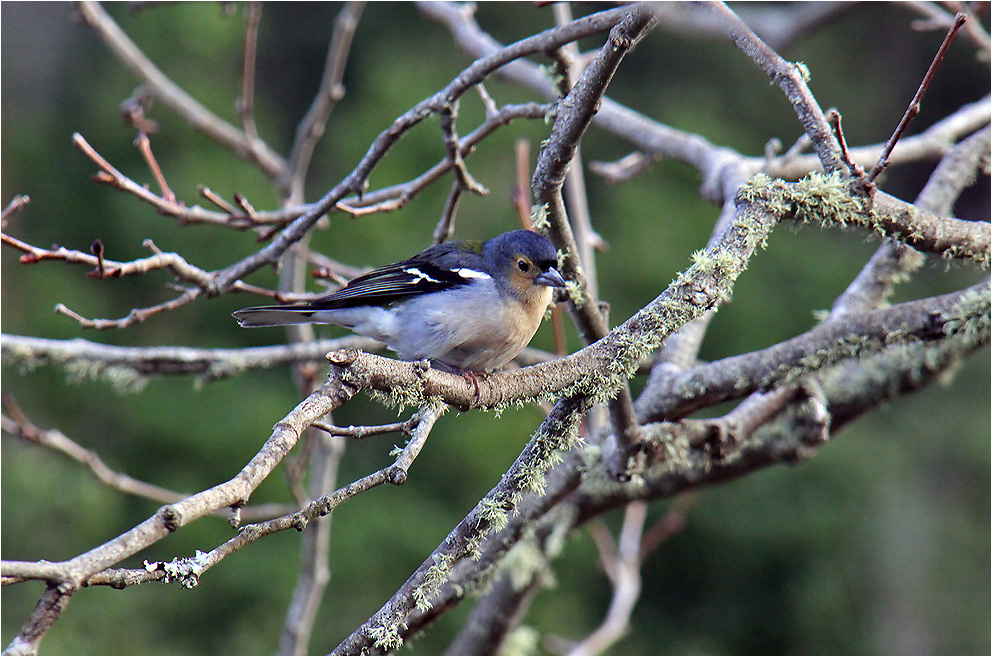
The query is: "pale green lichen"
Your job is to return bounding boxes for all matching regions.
[942,243,990,270]
[502,626,540,656]
[478,495,513,535]
[942,285,991,346]
[736,172,774,203]
[775,333,884,388]
[530,204,550,232]
[791,171,869,228]
[538,62,568,95]
[65,361,148,394]
[737,171,872,231]
[358,362,436,411]
[2,343,150,394]
[414,551,455,612]
[368,622,404,652]
[564,279,587,310]
[502,536,551,592]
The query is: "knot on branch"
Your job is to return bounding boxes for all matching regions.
[386,466,408,485]
[158,505,181,533]
[327,348,360,367]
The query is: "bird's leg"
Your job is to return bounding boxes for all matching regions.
[462,370,482,407]
[428,359,483,409]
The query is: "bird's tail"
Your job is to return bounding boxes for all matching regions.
[232,305,316,327]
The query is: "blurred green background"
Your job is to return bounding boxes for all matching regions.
[2,3,988,654]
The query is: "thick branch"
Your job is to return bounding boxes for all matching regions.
[327,189,778,413]
[636,283,989,422]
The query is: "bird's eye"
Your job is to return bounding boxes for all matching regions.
[517,259,531,273]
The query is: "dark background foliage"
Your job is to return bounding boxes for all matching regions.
[2,2,989,654]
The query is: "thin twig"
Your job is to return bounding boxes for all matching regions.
[287,1,366,198]
[3,232,212,282]
[567,501,646,656]
[334,102,550,217]
[312,417,419,440]
[1,403,294,521]
[866,12,968,182]
[212,4,638,293]
[238,1,263,143]
[140,405,443,589]
[56,288,201,330]
[587,152,657,184]
[73,132,296,228]
[433,179,463,245]
[2,194,31,223]
[133,131,174,202]
[1,378,355,597]
[439,101,490,197]
[0,333,382,380]
[75,1,289,181]
[827,109,861,176]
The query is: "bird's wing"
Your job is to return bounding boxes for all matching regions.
[309,245,489,310]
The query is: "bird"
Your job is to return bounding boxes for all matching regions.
[233,230,566,372]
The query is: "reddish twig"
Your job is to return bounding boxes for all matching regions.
[1,195,31,223]
[513,138,533,228]
[73,133,296,229]
[133,131,175,202]
[866,12,968,182]
[827,109,862,177]
[197,185,238,214]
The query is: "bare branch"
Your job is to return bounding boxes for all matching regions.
[1,194,31,222]
[333,394,591,655]
[866,12,968,182]
[335,102,550,217]
[132,405,443,589]
[72,132,296,229]
[75,1,289,181]
[286,1,366,199]
[2,587,73,655]
[133,131,174,202]
[567,501,647,656]
[531,4,658,480]
[212,4,638,293]
[1,378,353,592]
[237,1,263,144]
[831,125,990,319]
[1,403,294,522]
[695,1,845,174]
[635,283,989,423]
[0,333,382,384]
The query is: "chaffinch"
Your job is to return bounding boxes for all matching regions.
[233,230,566,372]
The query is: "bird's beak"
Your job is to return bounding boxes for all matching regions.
[536,267,567,288]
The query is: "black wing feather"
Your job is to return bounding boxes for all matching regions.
[308,243,484,310]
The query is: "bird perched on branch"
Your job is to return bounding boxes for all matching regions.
[234,230,566,372]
